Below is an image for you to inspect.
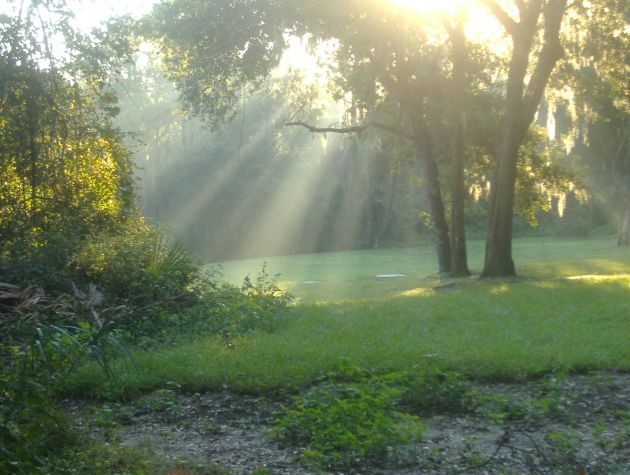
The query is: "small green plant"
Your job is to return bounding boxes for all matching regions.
[473,372,572,426]
[399,367,472,415]
[137,387,185,422]
[271,378,424,470]
[200,264,293,344]
[474,393,533,425]
[546,428,581,454]
[251,466,272,475]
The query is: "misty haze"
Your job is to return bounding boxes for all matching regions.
[1,0,629,473]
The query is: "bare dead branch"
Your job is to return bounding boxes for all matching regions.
[285,120,414,141]
[285,121,367,134]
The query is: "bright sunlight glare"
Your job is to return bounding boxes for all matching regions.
[69,0,158,31]
[390,0,504,44]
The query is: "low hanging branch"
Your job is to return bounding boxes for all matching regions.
[285,120,413,140]
[285,120,368,134]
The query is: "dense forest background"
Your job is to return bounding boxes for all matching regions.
[1,0,626,269]
[108,0,626,265]
[119,58,592,263]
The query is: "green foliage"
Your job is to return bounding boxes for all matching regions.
[399,367,473,415]
[472,371,573,426]
[271,378,424,470]
[70,220,200,307]
[148,0,288,129]
[137,386,185,422]
[0,0,135,290]
[515,127,586,228]
[0,372,74,474]
[69,225,295,345]
[0,287,133,472]
[1,230,87,291]
[0,314,133,472]
[197,264,293,344]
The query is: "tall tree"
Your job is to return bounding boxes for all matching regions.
[481,0,567,277]
[445,11,471,276]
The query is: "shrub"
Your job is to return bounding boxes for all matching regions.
[1,229,87,292]
[0,286,132,472]
[69,219,200,307]
[195,264,293,344]
[271,378,424,470]
[0,372,74,474]
[399,367,473,415]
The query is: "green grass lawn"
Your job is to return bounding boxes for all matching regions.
[214,236,630,302]
[70,237,630,398]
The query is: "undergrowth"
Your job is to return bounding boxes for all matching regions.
[270,365,476,471]
[271,378,424,470]
[0,224,291,473]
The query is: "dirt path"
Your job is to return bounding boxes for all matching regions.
[65,373,630,474]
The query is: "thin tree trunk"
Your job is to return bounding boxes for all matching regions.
[413,113,452,274]
[373,169,398,249]
[449,16,470,277]
[618,200,630,246]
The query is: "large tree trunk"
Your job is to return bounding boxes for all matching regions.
[449,16,471,277]
[481,0,567,278]
[413,113,452,274]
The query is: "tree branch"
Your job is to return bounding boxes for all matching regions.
[285,121,367,134]
[482,0,519,37]
[285,120,414,140]
[522,0,567,123]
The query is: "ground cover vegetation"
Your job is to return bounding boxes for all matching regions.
[43,240,630,473]
[1,0,629,473]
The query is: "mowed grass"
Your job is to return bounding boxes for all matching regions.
[214,236,630,302]
[70,237,630,397]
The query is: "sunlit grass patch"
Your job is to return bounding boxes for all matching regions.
[396,286,434,297]
[565,273,630,282]
[67,267,630,399]
[65,237,630,399]
[214,237,630,303]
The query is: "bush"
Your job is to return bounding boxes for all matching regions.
[0,284,133,472]
[399,367,473,415]
[188,265,293,345]
[0,222,296,472]
[70,220,200,307]
[0,372,74,474]
[271,378,424,470]
[1,229,87,292]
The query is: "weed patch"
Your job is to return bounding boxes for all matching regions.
[271,376,424,470]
